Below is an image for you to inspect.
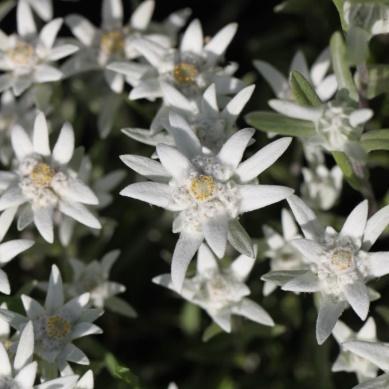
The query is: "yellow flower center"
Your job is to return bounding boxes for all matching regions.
[100,30,125,56]
[46,315,71,339]
[2,339,12,350]
[189,175,216,202]
[7,41,35,66]
[30,163,55,188]
[330,248,353,271]
[173,63,198,85]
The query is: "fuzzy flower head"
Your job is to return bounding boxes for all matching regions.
[301,164,343,211]
[0,112,101,243]
[121,113,293,289]
[332,318,378,383]
[109,19,242,101]
[263,195,389,344]
[269,96,373,159]
[65,250,136,318]
[262,209,306,296]
[0,265,102,371]
[255,48,337,101]
[0,1,78,96]
[154,244,274,332]
[65,0,180,93]
[0,320,79,389]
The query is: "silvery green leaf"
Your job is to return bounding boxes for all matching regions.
[289,70,322,107]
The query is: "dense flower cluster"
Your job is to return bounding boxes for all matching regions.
[0,0,388,387]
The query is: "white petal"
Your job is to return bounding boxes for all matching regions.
[236,137,292,182]
[290,50,310,79]
[217,128,255,169]
[120,182,175,210]
[254,60,288,98]
[45,265,64,314]
[344,341,389,371]
[203,214,228,258]
[11,125,33,160]
[59,200,101,229]
[204,23,237,57]
[363,204,389,250]
[291,239,324,264]
[171,232,203,291]
[223,84,255,122]
[310,48,331,86]
[21,295,45,319]
[282,271,320,292]
[27,0,53,20]
[287,195,324,240]
[196,243,218,275]
[230,254,255,281]
[340,200,368,248]
[156,144,192,181]
[104,70,124,94]
[316,74,338,101]
[0,269,10,294]
[0,186,27,212]
[0,343,11,375]
[180,19,203,54]
[130,0,155,30]
[350,109,373,127]
[14,321,34,370]
[358,317,377,341]
[33,207,54,243]
[239,185,294,213]
[209,311,231,332]
[344,281,370,320]
[66,15,96,46]
[269,99,322,121]
[71,322,102,340]
[17,0,36,38]
[227,219,255,258]
[161,82,193,112]
[39,18,63,49]
[0,75,12,94]
[367,252,389,277]
[202,84,218,112]
[281,208,299,240]
[62,343,89,365]
[60,293,90,321]
[33,111,50,156]
[37,375,79,389]
[316,297,346,345]
[77,370,94,389]
[102,0,123,29]
[0,239,34,265]
[129,79,162,100]
[34,64,63,82]
[14,362,37,387]
[120,155,169,181]
[168,112,201,158]
[46,44,79,61]
[0,207,18,242]
[232,298,274,326]
[56,179,98,205]
[332,320,353,344]
[52,122,75,165]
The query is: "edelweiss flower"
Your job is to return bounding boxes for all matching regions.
[121,113,293,289]
[0,1,78,96]
[0,265,103,372]
[255,48,337,101]
[109,19,243,101]
[269,96,373,159]
[0,321,79,389]
[0,207,34,294]
[0,112,101,243]
[124,83,255,153]
[301,164,343,211]
[343,339,389,389]
[263,195,389,344]
[344,0,389,37]
[153,244,274,332]
[65,0,172,93]
[332,318,378,383]
[262,208,306,296]
[65,250,136,318]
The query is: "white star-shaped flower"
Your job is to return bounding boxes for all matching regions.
[262,195,389,344]
[0,1,78,96]
[255,48,337,101]
[332,318,378,383]
[343,339,389,389]
[154,243,274,332]
[121,113,293,289]
[262,208,306,296]
[109,19,243,101]
[0,265,103,373]
[0,111,101,243]
[0,320,79,389]
[269,96,373,160]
